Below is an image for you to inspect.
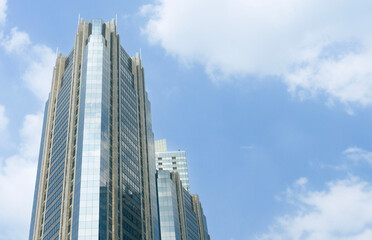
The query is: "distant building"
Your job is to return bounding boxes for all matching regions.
[155,139,168,152]
[155,139,190,192]
[192,195,211,240]
[156,171,182,240]
[155,139,210,240]
[157,171,206,240]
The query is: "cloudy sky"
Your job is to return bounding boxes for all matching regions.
[1,0,372,239]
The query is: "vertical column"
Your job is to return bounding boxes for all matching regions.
[73,19,110,240]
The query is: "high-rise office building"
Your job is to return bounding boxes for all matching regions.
[155,139,190,192]
[29,18,159,240]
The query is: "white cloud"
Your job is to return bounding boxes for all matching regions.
[0,105,8,133]
[0,28,54,101]
[0,2,54,102]
[258,177,372,240]
[22,45,55,101]
[0,112,43,240]
[141,0,372,106]
[343,147,372,166]
[0,27,31,53]
[0,105,11,149]
[19,113,44,158]
[0,0,6,25]
[0,156,38,240]
[0,3,51,238]
[294,177,308,187]
[285,49,372,106]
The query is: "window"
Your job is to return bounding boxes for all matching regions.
[158,157,162,160]
[172,156,176,159]
[159,168,163,170]
[172,162,176,165]
[158,162,162,165]
[173,167,177,170]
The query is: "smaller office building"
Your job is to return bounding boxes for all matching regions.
[156,171,210,240]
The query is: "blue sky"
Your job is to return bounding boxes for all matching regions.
[1,0,372,239]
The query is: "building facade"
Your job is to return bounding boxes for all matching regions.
[171,172,200,240]
[155,139,190,192]
[155,140,210,240]
[156,171,182,240]
[29,18,159,240]
[156,171,209,240]
[192,195,210,240]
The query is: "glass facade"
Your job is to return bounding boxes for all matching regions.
[145,95,161,240]
[119,46,142,239]
[202,215,209,240]
[72,19,110,240]
[192,195,211,240]
[182,189,200,240]
[43,49,74,240]
[157,170,208,240]
[29,18,160,240]
[29,99,49,240]
[157,171,181,240]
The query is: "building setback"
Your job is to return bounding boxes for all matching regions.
[28,18,159,240]
[155,139,190,192]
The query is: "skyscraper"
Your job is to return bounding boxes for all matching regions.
[155,139,190,192]
[29,18,159,240]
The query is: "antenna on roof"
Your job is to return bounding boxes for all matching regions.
[55,47,59,60]
[140,48,142,58]
[116,14,118,29]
